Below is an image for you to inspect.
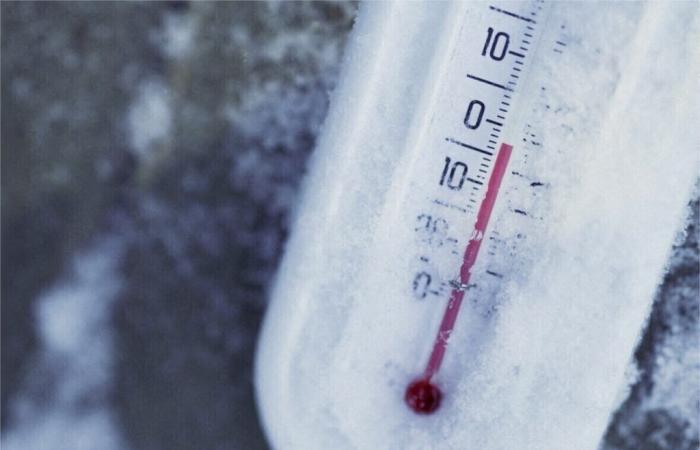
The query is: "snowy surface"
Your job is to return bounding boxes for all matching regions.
[3,3,355,449]
[604,194,700,449]
[1,2,698,450]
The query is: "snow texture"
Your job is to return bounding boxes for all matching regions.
[604,193,700,450]
[256,2,700,449]
[3,3,355,448]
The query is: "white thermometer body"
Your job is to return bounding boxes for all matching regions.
[256,2,699,449]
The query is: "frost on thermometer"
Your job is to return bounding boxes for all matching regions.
[255,2,699,450]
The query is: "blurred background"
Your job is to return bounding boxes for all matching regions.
[1,2,697,449]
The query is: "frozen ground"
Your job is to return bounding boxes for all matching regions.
[1,2,698,450]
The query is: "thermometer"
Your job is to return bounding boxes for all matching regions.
[256,2,699,449]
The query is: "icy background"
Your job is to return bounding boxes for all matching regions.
[1,2,697,450]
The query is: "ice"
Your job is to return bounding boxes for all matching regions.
[255,2,699,449]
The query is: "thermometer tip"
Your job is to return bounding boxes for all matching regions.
[405,379,442,414]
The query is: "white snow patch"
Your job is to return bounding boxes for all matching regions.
[162,12,196,60]
[127,79,172,160]
[2,238,129,450]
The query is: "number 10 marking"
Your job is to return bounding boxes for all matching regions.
[439,157,468,190]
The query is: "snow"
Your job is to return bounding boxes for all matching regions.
[2,239,129,450]
[127,79,172,160]
[162,12,196,60]
[255,2,700,449]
